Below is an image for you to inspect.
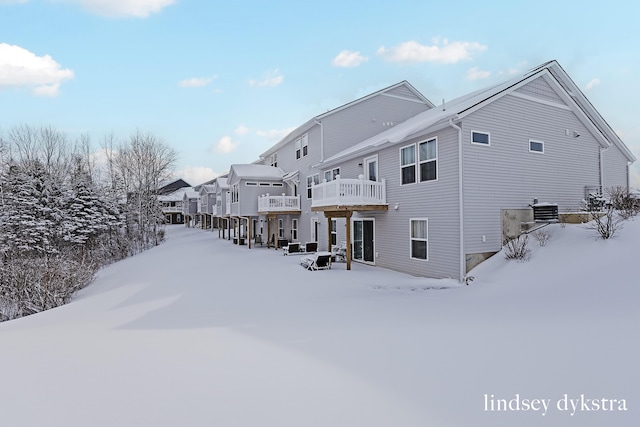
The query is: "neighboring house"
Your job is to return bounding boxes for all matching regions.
[159,187,189,224]
[255,80,434,250]
[310,60,635,280]
[181,188,200,227]
[158,178,190,195]
[226,164,286,247]
[197,184,216,229]
[211,176,230,239]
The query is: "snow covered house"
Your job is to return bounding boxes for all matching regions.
[226,164,286,247]
[211,176,229,239]
[197,185,216,229]
[254,81,434,251]
[309,60,635,280]
[181,188,200,227]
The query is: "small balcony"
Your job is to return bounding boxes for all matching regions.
[258,193,301,214]
[311,175,387,211]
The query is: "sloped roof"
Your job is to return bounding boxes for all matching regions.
[227,164,285,184]
[213,177,229,191]
[259,81,434,158]
[320,60,635,167]
[158,186,192,202]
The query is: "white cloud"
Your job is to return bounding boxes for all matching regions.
[178,76,217,88]
[249,69,283,88]
[176,166,220,186]
[332,50,368,68]
[256,128,295,141]
[466,66,491,81]
[376,38,487,64]
[0,43,74,96]
[234,125,250,136]
[586,78,600,90]
[214,136,239,154]
[54,0,174,18]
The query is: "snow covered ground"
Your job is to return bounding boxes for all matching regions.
[1,219,638,426]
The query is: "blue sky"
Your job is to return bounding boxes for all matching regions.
[1,0,638,187]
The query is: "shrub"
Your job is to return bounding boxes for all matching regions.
[532,229,552,246]
[503,234,531,261]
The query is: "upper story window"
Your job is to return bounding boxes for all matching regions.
[419,138,437,182]
[270,153,278,167]
[245,182,258,186]
[529,140,544,153]
[472,131,490,146]
[295,133,309,160]
[307,173,319,199]
[400,144,416,185]
[324,167,340,182]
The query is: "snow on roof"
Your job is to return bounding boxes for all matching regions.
[158,186,192,202]
[214,177,229,190]
[228,164,285,182]
[321,60,636,167]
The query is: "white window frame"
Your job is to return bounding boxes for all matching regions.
[529,139,544,153]
[410,218,429,261]
[245,182,258,186]
[400,144,417,185]
[295,137,301,160]
[278,218,284,239]
[302,133,309,157]
[270,153,278,167]
[307,173,319,199]
[324,167,340,182]
[331,219,337,246]
[311,217,319,242]
[291,219,298,241]
[418,137,437,182]
[471,131,490,146]
[364,155,378,181]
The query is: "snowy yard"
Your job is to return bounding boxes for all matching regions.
[0,220,638,426]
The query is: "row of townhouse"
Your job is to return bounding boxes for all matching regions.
[166,60,636,282]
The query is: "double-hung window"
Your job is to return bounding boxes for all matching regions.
[419,138,437,182]
[307,173,319,199]
[295,138,301,160]
[400,144,416,185]
[302,133,308,157]
[324,167,340,182]
[410,219,428,260]
[292,219,298,241]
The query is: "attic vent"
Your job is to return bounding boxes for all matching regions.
[532,203,559,222]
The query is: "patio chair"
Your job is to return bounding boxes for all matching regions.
[283,242,300,256]
[303,242,318,253]
[254,235,263,246]
[300,251,332,271]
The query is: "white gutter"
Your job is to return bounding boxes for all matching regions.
[314,118,324,162]
[448,118,465,283]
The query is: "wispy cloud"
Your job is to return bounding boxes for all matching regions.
[213,136,239,154]
[176,166,220,186]
[466,66,491,81]
[332,50,368,68]
[234,125,250,136]
[0,43,74,96]
[54,0,175,18]
[376,38,487,64]
[585,78,600,90]
[178,75,217,88]
[249,69,283,88]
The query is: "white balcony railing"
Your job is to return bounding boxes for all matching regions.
[258,194,301,212]
[312,175,386,208]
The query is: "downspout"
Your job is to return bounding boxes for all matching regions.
[599,146,609,193]
[314,118,324,162]
[448,118,465,283]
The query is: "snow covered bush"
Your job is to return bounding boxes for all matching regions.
[586,205,623,240]
[607,186,639,219]
[532,229,552,246]
[503,234,531,261]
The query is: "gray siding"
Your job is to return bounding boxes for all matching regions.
[602,146,630,190]
[462,93,602,255]
[348,127,461,279]
[514,76,566,105]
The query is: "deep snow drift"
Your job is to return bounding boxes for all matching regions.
[0,219,638,426]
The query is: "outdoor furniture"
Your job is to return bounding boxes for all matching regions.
[283,242,300,255]
[277,238,288,249]
[331,241,347,262]
[300,251,332,271]
[303,242,318,253]
[254,235,263,246]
